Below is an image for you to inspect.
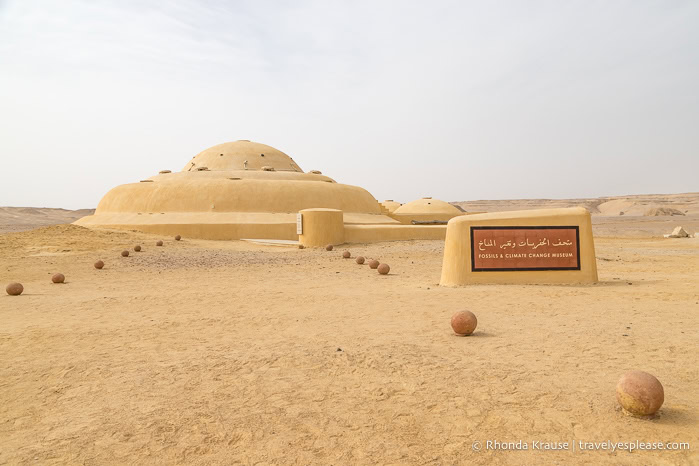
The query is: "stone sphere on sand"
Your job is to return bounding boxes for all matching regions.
[6,283,24,296]
[121,250,130,257]
[377,263,390,275]
[356,256,365,264]
[616,371,664,416]
[94,260,104,269]
[326,244,334,251]
[175,235,182,241]
[51,273,65,284]
[451,310,477,336]
[134,245,141,252]
[298,244,305,249]
[156,240,163,246]
[342,251,351,259]
[368,259,380,269]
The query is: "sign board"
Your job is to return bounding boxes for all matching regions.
[296,213,303,235]
[470,226,580,271]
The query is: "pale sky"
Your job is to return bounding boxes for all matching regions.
[1,0,697,209]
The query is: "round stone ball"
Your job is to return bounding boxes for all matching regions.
[6,283,23,296]
[368,259,380,269]
[326,244,334,251]
[342,251,351,259]
[377,263,390,275]
[298,244,305,249]
[156,240,163,246]
[94,260,104,269]
[51,273,65,284]
[134,245,141,252]
[175,235,182,241]
[451,310,478,336]
[616,371,664,416]
[121,250,130,257]
[356,256,365,264]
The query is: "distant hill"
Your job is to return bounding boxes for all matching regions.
[0,207,95,233]
[451,192,699,216]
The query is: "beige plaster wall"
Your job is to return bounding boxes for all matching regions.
[148,170,336,183]
[75,211,403,241]
[298,209,345,247]
[93,179,382,215]
[81,222,297,241]
[391,212,465,224]
[440,207,598,286]
[344,224,447,243]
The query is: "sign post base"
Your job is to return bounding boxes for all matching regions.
[440,207,598,286]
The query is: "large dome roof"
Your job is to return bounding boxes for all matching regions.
[75,139,399,240]
[182,140,304,172]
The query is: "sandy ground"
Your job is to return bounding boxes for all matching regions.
[1,219,698,465]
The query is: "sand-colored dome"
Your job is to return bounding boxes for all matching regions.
[94,178,382,215]
[391,198,464,224]
[394,198,461,215]
[182,140,304,172]
[76,140,398,240]
[381,200,402,213]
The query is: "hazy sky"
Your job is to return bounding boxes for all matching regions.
[1,0,697,209]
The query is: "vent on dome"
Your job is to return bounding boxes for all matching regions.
[309,170,322,174]
[159,170,171,174]
[196,167,209,171]
[140,179,154,182]
[261,166,275,171]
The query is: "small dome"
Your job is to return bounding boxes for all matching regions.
[381,200,402,213]
[182,140,303,172]
[394,198,461,215]
[391,197,463,224]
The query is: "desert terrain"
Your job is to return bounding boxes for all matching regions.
[0,207,95,234]
[1,195,698,465]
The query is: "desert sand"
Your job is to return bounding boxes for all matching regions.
[1,197,698,465]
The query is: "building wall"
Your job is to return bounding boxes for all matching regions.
[440,207,598,285]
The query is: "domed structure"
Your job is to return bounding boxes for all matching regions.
[182,141,304,173]
[380,200,402,213]
[76,140,398,240]
[392,197,465,224]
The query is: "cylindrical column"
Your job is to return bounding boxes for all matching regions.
[298,208,345,247]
